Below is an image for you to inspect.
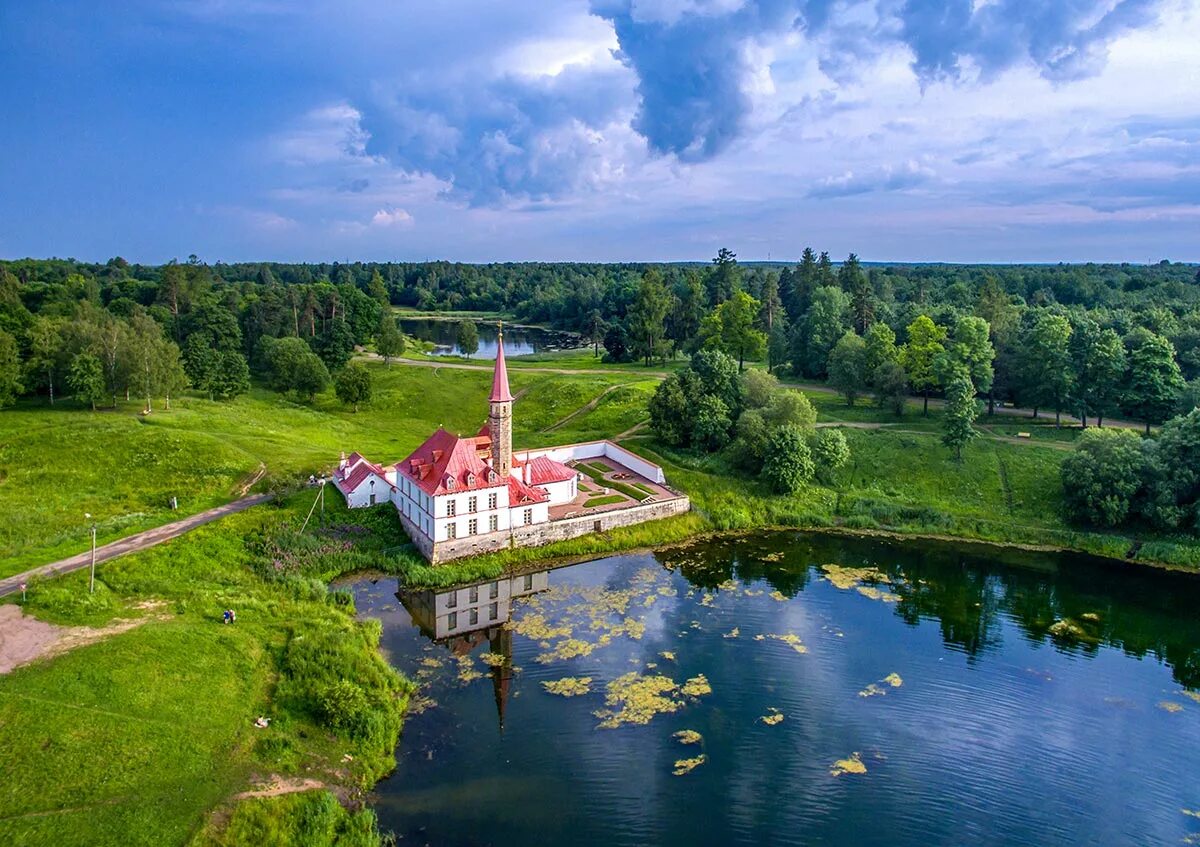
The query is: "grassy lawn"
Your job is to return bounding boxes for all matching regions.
[0,493,411,847]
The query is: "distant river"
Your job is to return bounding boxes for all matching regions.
[350,531,1200,847]
[397,317,583,359]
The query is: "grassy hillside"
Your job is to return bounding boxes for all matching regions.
[0,363,651,577]
[0,493,409,847]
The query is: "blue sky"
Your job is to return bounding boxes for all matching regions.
[1,0,1198,264]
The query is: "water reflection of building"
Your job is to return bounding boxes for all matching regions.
[398,571,550,729]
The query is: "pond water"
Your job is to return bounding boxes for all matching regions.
[397,317,583,359]
[350,532,1200,847]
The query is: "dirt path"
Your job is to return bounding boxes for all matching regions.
[0,493,272,598]
[543,382,639,433]
[0,601,168,674]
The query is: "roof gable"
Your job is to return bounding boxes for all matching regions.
[398,428,505,497]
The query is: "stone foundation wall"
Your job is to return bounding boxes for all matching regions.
[424,496,691,564]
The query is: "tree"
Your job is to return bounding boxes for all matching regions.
[455,320,479,358]
[376,317,405,365]
[587,309,607,358]
[366,269,389,305]
[698,290,766,372]
[0,330,20,408]
[794,286,850,378]
[692,394,733,451]
[335,361,373,412]
[942,376,979,461]
[1124,328,1185,433]
[690,349,741,415]
[810,428,850,483]
[708,248,740,306]
[1017,312,1072,426]
[940,316,994,395]
[840,254,875,333]
[1069,319,1125,427]
[603,323,631,363]
[318,318,356,370]
[648,375,691,446]
[863,322,899,378]
[68,352,106,410]
[671,272,705,353]
[767,316,790,375]
[741,368,780,410]
[827,330,868,406]
[628,269,670,366]
[874,360,909,415]
[900,315,946,415]
[1152,409,1200,531]
[264,336,330,401]
[762,426,815,493]
[1061,429,1148,527]
[197,351,248,401]
[26,316,67,405]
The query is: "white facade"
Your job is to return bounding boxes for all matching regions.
[514,440,666,484]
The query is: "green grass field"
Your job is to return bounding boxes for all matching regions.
[0,492,409,847]
[0,363,652,577]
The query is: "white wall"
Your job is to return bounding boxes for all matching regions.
[538,477,576,505]
[515,440,666,484]
[342,474,390,508]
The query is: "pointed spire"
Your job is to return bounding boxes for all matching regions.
[489,321,514,403]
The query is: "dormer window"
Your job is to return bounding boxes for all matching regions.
[487,469,497,482]
[445,474,456,490]
[465,472,476,486]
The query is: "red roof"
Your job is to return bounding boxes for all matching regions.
[508,475,548,505]
[397,428,506,497]
[335,457,391,494]
[525,455,575,485]
[489,332,513,403]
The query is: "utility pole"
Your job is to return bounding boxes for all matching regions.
[84,513,97,593]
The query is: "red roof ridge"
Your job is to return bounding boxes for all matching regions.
[489,327,514,403]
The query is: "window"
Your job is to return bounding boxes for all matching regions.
[489,581,499,599]
[468,518,478,536]
[448,611,458,629]
[469,585,479,603]
[469,609,479,625]
[523,574,533,591]
[447,500,456,517]
[369,493,376,506]
[489,514,498,532]
[489,602,498,620]
[447,522,457,540]
[523,508,533,525]
[447,590,457,609]
[468,496,478,513]
[488,493,497,510]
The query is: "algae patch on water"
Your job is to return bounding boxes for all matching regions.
[724,627,740,639]
[830,752,867,776]
[511,613,573,641]
[680,674,712,697]
[763,633,808,654]
[760,707,784,725]
[1158,700,1184,713]
[479,652,507,667]
[859,672,903,697]
[673,754,707,776]
[673,729,703,745]
[659,651,676,662]
[1179,690,1200,704]
[542,677,593,697]
[594,673,684,728]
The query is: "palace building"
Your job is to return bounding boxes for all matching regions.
[334,327,689,563]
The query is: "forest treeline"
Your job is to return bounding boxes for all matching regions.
[0,251,1197,420]
[0,251,1197,531]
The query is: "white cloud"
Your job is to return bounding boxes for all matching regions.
[371,207,413,227]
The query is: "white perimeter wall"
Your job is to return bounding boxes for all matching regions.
[515,440,665,484]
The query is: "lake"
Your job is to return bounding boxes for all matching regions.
[397,317,584,359]
[349,531,1200,847]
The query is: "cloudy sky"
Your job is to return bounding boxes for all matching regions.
[2,0,1198,264]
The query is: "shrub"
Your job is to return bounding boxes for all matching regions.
[810,429,851,482]
[761,426,814,494]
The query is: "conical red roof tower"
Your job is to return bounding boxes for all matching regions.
[490,323,513,403]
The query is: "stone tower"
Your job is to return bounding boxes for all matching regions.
[488,324,514,477]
